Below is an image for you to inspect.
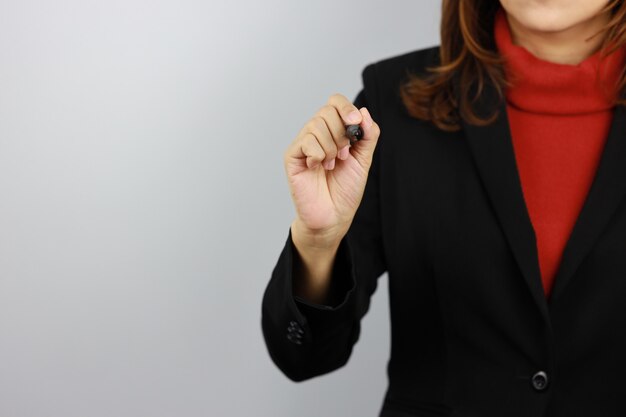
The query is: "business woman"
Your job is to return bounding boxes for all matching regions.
[261,1,626,415]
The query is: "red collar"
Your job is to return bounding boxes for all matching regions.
[494,7,626,115]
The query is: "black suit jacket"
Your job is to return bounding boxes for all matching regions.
[261,46,626,417]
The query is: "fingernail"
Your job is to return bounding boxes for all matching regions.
[337,146,349,160]
[323,159,335,170]
[347,110,361,124]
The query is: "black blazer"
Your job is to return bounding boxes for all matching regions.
[261,46,626,417]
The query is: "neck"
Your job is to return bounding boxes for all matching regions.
[505,11,612,65]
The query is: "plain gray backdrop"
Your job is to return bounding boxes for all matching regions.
[0,1,440,416]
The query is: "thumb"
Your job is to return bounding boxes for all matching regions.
[350,107,380,170]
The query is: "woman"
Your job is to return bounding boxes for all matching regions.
[262,1,626,415]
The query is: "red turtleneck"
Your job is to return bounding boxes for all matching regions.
[494,9,626,299]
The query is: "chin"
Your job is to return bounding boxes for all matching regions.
[499,0,612,34]
[513,11,578,33]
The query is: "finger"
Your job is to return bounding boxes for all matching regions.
[359,107,380,143]
[305,116,338,170]
[337,144,350,161]
[299,133,326,169]
[285,130,324,167]
[317,105,351,155]
[350,107,380,169]
[327,93,363,126]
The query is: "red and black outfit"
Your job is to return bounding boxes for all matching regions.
[495,9,626,297]
[262,8,626,417]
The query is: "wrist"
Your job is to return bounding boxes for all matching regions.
[290,219,347,252]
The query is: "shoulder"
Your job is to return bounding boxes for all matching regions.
[364,45,440,82]
[359,46,440,118]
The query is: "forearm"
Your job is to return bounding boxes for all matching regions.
[290,219,345,305]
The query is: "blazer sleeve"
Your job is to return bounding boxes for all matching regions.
[261,63,387,382]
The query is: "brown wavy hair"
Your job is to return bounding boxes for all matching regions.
[401,0,626,132]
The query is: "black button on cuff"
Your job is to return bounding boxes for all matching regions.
[531,371,549,391]
[287,320,304,335]
[286,320,305,345]
[287,333,303,345]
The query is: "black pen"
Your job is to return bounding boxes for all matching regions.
[346,124,363,143]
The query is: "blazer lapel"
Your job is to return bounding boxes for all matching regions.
[462,79,626,312]
[549,104,626,304]
[462,82,550,322]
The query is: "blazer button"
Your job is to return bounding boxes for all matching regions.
[531,371,549,391]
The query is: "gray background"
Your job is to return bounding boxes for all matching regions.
[0,1,440,416]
